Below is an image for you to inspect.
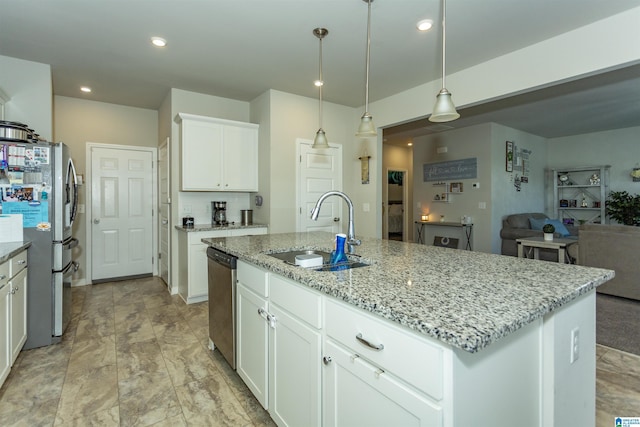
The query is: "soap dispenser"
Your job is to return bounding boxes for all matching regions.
[330,233,349,270]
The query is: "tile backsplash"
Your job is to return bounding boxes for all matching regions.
[178,191,251,225]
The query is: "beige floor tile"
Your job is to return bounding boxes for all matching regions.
[56,364,119,423]
[143,292,175,309]
[115,310,154,336]
[152,320,199,347]
[175,374,252,426]
[54,405,120,427]
[160,340,218,387]
[67,334,116,375]
[118,370,182,427]
[117,338,167,380]
[0,396,61,426]
[75,315,116,340]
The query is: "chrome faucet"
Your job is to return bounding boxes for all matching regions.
[310,190,361,254]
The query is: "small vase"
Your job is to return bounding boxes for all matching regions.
[330,233,349,270]
[544,233,553,241]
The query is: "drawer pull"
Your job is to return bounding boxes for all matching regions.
[350,354,360,363]
[374,368,385,379]
[356,333,384,351]
[17,259,26,265]
[0,275,6,280]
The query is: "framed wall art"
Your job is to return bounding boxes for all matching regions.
[505,141,514,172]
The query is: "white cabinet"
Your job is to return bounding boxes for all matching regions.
[0,248,28,389]
[0,261,10,387]
[176,113,259,192]
[323,299,443,427]
[236,261,322,427]
[178,227,267,304]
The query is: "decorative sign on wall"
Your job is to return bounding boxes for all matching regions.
[423,158,477,182]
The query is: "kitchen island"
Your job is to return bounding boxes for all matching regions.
[203,231,614,427]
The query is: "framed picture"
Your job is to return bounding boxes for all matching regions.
[449,182,463,193]
[505,141,514,172]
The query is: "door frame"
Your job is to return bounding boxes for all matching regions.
[295,138,343,233]
[85,142,158,284]
[384,168,409,241]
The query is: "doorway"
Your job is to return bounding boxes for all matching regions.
[86,143,158,283]
[385,169,408,241]
[158,137,170,287]
[296,139,343,233]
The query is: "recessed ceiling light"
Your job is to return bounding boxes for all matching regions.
[80,86,92,93]
[151,37,167,47]
[417,19,433,31]
[407,142,413,146]
[314,80,324,87]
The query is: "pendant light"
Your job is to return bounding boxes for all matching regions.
[429,0,460,122]
[312,28,330,149]
[356,0,377,138]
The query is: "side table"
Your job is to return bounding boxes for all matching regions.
[516,236,577,263]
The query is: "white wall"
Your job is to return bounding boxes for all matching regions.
[53,95,158,285]
[367,7,640,241]
[166,88,252,291]
[0,55,52,141]
[255,90,358,234]
[547,126,640,197]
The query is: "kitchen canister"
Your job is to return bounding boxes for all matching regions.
[240,209,253,226]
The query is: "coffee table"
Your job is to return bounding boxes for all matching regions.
[516,236,577,263]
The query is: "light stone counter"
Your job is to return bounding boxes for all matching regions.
[202,231,614,353]
[0,241,31,264]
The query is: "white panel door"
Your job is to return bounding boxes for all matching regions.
[91,147,153,281]
[297,141,343,233]
[158,138,170,286]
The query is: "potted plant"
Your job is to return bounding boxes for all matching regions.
[606,191,640,226]
[542,223,555,241]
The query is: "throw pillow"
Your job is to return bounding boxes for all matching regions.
[529,217,546,231]
[529,217,571,237]
[545,219,571,237]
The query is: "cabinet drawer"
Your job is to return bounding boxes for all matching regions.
[10,250,27,277]
[237,261,268,298]
[270,274,321,329]
[325,299,444,400]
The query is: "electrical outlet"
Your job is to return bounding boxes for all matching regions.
[570,327,580,364]
[363,203,370,212]
[77,204,85,214]
[183,205,192,214]
[478,202,487,209]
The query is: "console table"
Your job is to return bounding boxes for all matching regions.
[415,221,473,250]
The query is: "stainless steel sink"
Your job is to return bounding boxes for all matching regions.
[266,249,369,271]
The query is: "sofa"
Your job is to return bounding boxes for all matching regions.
[500,212,579,262]
[578,223,640,301]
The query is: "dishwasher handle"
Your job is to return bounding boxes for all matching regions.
[207,247,237,269]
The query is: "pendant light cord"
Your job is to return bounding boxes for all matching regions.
[319,35,323,129]
[441,0,447,89]
[364,0,372,113]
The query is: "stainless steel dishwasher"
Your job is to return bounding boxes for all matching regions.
[207,247,237,370]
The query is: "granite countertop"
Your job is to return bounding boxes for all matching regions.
[203,231,615,354]
[175,223,268,233]
[0,241,31,264]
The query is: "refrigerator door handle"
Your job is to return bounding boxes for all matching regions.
[63,237,79,250]
[67,157,79,225]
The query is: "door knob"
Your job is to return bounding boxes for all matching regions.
[93,218,100,224]
[322,356,332,365]
[333,217,340,222]
[162,220,168,225]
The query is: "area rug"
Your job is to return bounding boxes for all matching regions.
[596,294,640,356]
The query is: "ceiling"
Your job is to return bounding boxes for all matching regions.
[1,0,639,140]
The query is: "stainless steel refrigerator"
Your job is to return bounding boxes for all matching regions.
[0,141,78,348]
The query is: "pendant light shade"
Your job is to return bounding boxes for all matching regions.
[356,0,377,138]
[429,0,459,123]
[312,27,330,149]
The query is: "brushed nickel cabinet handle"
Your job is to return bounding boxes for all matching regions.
[356,333,384,351]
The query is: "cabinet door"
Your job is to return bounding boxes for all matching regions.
[10,268,27,365]
[189,243,209,299]
[223,125,258,191]
[0,282,10,387]
[236,283,269,409]
[181,120,223,191]
[269,303,322,427]
[323,340,442,427]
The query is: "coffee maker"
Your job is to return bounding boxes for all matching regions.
[212,201,227,225]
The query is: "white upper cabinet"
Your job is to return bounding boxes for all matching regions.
[176,113,258,192]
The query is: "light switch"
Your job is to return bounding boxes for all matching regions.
[479,202,487,209]
[363,203,370,212]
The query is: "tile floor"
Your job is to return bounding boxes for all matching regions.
[0,276,638,426]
